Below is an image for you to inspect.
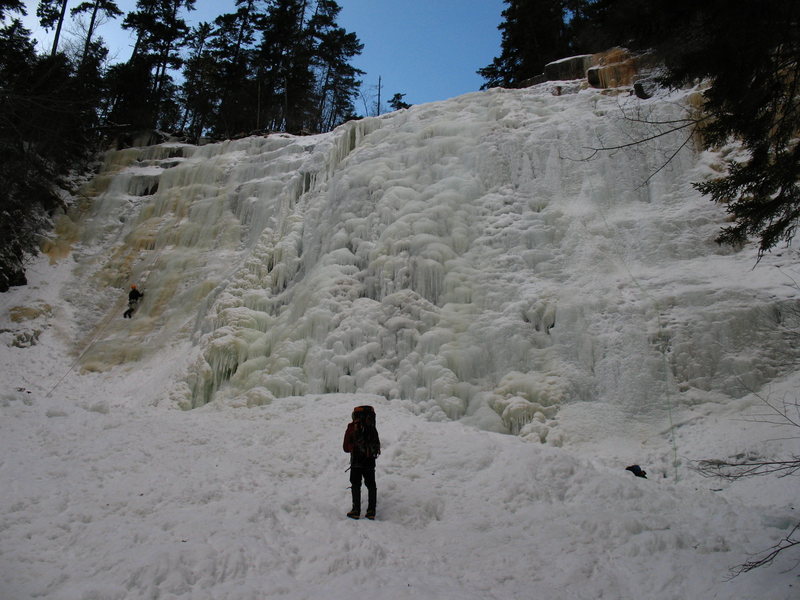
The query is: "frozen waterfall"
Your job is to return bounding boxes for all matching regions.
[50,83,800,441]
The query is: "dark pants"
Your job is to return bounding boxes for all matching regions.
[350,466,376,513]
[123,299,138,318]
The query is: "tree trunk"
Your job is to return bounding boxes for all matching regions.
[80,0,100,67]
[49,0,69,57]
[232,0,254,65]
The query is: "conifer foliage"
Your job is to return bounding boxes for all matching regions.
[202,0,364,138]
[478,0,577,88]
[0,4,100,291]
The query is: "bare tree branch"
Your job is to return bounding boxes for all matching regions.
[693,384,799,577]
[727,523,800,578]
[573,118,699,162]
[637,129,696,188]
[695,457,800,480]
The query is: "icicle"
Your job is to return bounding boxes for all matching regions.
[61,83,796,446]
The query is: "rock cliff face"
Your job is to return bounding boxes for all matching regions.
[543,54,595,81]
[529,48,657,97]
[586,48,657,91]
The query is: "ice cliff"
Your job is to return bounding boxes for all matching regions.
[49,82,800,441]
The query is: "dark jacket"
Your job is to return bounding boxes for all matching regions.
[343,422,380,469]
[128,289,144,302]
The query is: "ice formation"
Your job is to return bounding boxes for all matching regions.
[52,83,800,440]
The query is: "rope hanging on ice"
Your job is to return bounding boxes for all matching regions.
[587,175,680,482]
[44,227,171,398]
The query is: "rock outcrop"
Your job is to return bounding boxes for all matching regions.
[529,47,658,95]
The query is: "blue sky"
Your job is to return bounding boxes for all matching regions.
[20,0,505,110]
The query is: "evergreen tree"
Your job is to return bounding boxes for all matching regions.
[181,0,361,137]
[0,13,99,290]
[114,0,195,130]
[250,0,362,134]
[122,0,157,62]
[227,0,259,66]
[479,0,575,88]
[70,0,121,67]
[104,59,156,130]
[178,22,216,139]
[0,1,25,20]
[256,0,316,134]
[388,93,410,111]
[36,0,70,56]
[308,0,363,132]
[209,0,264,137]
[0,16,38,290]
[153,3,194,92]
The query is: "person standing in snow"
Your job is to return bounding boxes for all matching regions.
[343,405,380,520]
[123,284,144,318]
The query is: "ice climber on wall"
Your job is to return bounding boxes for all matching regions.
[123,284,144,318]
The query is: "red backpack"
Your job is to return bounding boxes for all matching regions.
[352,405,380,459]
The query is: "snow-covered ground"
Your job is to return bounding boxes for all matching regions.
[1,82,799,599]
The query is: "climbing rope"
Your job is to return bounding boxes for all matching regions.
[44,212,173,398]
[585,170,681,482]
[44,292,129,397]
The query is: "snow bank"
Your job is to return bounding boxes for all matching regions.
[1,347,797,599]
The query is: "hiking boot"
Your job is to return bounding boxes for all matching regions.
[365,508,375,520]
[346,509,360,520]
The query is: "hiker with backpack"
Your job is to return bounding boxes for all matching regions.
[343,405,381,520]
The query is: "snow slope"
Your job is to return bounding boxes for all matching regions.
[1,82,799,599]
